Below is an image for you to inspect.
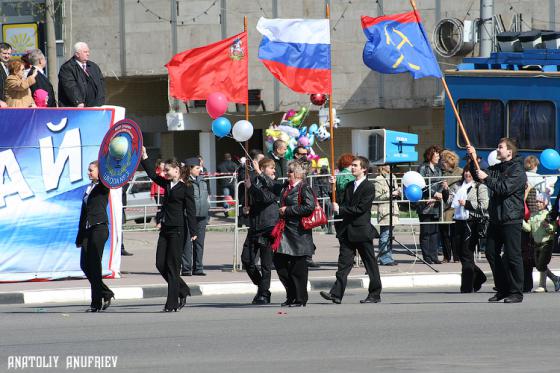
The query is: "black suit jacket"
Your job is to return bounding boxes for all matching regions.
[141,158,198,233]
[0,63,7,102]
[76,182,110,245]
[335,179,378,243]
[58,57,105,107]
[28,69,57,107]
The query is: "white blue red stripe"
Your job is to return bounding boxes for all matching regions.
[256,17,332,94]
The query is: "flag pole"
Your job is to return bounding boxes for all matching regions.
[326,4,337,202]
[408,0,480,170]
[244,16,250,208]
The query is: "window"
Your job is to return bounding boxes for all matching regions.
[457,100,505,148]
[508,101,556,150]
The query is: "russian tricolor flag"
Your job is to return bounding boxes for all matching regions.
[257,17,332,94]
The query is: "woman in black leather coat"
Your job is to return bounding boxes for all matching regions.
[273,161,316,307]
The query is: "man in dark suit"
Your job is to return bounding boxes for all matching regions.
[320,156,382,304]
[76,160,114,312]
[26,49,57,107]
[58,41,105,107]
[0,42,13,108]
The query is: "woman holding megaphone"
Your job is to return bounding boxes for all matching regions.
[141,147,198,312]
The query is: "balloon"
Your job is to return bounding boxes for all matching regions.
[277,125,300,138]
[290,107,308,126]
[298,136,310,147]
[206,92,228,118]
[224,195,236,206]
[299,126,308,136]
[487,150,501,167]
[540,149,560,170]
[310,93,327,106]
[316,125,331,141]
[232,120,253,142]
[211,117,231,138]
[308,123,318,135]
[402,171,426,189]
[405,184,422,202]
[285,109,297,120]
[279,132,290,143]
[308,134,315,147]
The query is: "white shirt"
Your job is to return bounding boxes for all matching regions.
[170,180,179,189]
[354,176,366,192]
[84,182,98,203]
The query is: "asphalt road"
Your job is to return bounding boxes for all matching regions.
[1,287,559,373]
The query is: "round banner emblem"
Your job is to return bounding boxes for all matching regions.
[98,118,143,189]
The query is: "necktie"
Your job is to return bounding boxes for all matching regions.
[82,63,89,76]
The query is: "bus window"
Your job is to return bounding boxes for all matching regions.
[508,101,556,150]
[457,100,505,148]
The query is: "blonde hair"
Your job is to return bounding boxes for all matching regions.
[287,160,307,179]
[524,155,539,171]
[441,150,459,169]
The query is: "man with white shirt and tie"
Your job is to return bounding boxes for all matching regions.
[0,42,13,108]
[58,41,105,107]
[320,156,383,304]
[26,49,57,107]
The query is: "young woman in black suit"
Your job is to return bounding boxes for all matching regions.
[75,161,114,312]
[141,147,198,312]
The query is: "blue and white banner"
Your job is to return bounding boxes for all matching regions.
[0,108,122,282]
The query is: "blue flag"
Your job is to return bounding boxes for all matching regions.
[361,11,442,79]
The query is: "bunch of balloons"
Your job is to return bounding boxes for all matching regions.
[207,92,254,142]
[401,171,426,202]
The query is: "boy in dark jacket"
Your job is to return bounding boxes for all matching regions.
[242,158,282,304]
[467,138,527,303]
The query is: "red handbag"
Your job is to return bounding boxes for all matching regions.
[298,185,328,230]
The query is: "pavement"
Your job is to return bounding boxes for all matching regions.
[2,226,560,305]
[2,289,560,372]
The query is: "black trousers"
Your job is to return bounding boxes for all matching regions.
[157,225,190,309]
[419,215,440,263]
[440,223,459,262]
[485,222,524,297]
[330,238,382,300]
[80,224,113,308]
[454,220,486,293]
[534,240,554,272]
[241,230,272,297]
[273,253,308,304]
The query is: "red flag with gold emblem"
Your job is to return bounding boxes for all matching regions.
[166,31,248,103]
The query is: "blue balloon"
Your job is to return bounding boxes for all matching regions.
[540,148,560,170]
[405,184,422,202]
[211,117,231,138]
[308,123,318,135]
[299,126,308,136]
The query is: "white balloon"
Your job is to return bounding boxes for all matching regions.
[402,171,426,189]
[232,120,254,142]
[487,150,501,166]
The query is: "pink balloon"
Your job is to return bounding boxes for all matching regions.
[206,92,228,119]
[285,109,296,119]
[298,136,310,147]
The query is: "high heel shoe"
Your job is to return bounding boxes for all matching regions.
[163,307,178,312]
[178,296,187,310]
[102,296,115,311]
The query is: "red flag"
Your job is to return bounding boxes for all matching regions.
[166,32,248,103]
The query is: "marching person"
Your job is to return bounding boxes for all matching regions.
[75,161,114,312]
[320,156,382,304]
[271,161,315,307]
[446,166,488,293]
[467,138,526,303]
[242,158,282,304]
[141,147,198,312]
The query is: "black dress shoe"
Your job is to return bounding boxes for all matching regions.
[193,272,207,276]
[307,260,321,268]
[289,302,306,307]
[86,306,101,313]
[178,296,187,309]
[254,295,271,305]
[320,291,341,304]
[432,260,442,264]
[163,307,178,312]
[488,293,507,302]
[102,296,114,310]
[121,249,133,256]
[181,271,192,276]
[504,295,523,304]
[360,295,381,303]
[473,274,487,292]
[281,299,294,307]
